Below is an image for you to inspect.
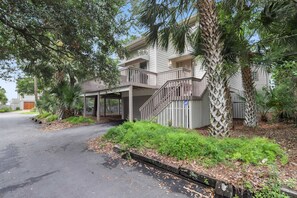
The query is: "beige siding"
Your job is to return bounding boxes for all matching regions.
[121,88,156,97]
[121,88,156,120]
[193,59,206,79]
[229,72,243,91]
[149,45,157,72]
[123,95,151,120]
[189,90,210,129]
[229,68,270,91]
[156,45,175,73]
[254,69,269,90]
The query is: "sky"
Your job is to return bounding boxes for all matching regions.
[0,79,17,103]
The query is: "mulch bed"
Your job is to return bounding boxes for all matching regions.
[88,121,297,192]
[41,115,122,132]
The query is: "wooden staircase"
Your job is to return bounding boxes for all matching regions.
[140,75,208,120]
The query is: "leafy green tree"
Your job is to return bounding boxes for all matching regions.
[16,77,35,97]
[0,87,8,105]
[272,61,297,122]
[0,0,126,86]
[256,1,297,123]
[259,0,297,64]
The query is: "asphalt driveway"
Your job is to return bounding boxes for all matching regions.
[0,112,211,198]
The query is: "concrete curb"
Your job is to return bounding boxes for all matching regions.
[113,146,296,198]
[281,188,297,198]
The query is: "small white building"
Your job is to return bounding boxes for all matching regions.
[10,95,35,110]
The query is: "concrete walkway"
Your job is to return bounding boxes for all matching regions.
[0,112,211,198]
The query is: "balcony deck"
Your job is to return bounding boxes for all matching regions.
[81,67,195,94]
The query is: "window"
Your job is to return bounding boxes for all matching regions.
[252,71,259,81]
[140,61,147,70]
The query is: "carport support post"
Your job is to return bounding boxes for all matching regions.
[96,92,100,122]
[104,98,106,117]
[121,98,124,119]
[118,99,121,115]
[83,94,86,117]
[129,86,133,121]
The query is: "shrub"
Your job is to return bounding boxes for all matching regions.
[16,107,20,111]
[256,87,276,122]
[0,107,12,113]
[46,114,58,122]
[104,121,288,166]
[65,116,95,124]
[36,112,51,119]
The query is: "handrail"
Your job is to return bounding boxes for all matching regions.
[157,67,191,74]
[140,75,206,111]
[156,67,192,86]
[119,67,157,75]
[139,73,207,120]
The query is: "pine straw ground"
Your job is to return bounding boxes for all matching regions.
[88,121,297,192]
[40,115,122,132]
[197,121,297,190]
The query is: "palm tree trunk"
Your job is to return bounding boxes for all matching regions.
[198,0,231,137]
[225,82,233,128]
[241,66,257,127]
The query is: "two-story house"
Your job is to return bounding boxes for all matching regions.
[81,36,271,129]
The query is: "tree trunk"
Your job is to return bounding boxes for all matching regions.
[58,108,74,120]
[198,0,231,137]
[241,66,257,127]
[33,76,42,114]
[225,82,233,129]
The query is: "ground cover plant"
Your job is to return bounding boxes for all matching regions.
[36,112,52,119]
[94,121,296,195]
[65,116,95,125]
[45,114,58,122]
[104,121,288,166]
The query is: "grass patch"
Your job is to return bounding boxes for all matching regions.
[104,121,288,166]
[65,116,95,124]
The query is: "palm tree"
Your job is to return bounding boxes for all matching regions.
[137,0,232,136]
[197,0,231,136]
[259,0,297,62]
[52,81,82,119]
[219,0,259,128]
